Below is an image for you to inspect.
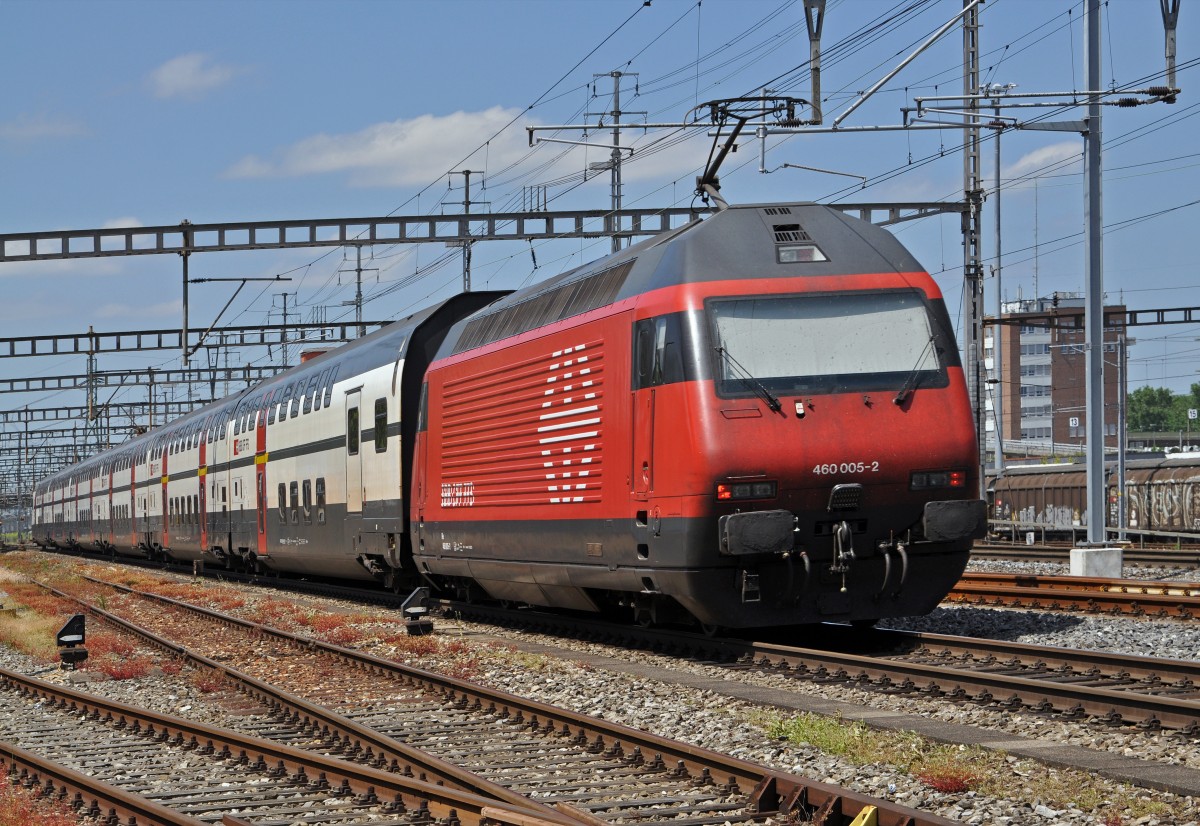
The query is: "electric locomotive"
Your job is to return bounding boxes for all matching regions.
[412,202,986,628]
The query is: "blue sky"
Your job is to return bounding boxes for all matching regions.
[2,0,1198,433]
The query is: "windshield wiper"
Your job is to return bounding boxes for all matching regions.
[715,347,783,415]
[893,335,936,405]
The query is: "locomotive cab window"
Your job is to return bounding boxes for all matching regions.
[707,289,953,397]
[633,313,688,389]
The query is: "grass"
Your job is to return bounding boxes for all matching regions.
[757,710,1176,821]
[0,562,170,680]
[0,608,61,662]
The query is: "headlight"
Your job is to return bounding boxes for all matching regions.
[716,481,778,501]
[910,469,967,490]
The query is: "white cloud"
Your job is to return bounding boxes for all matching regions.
[226,106,527,186]
[0,112,85,141]
[0,256,125,279]
[148,53,239,100]
[1005,142,1080,181]
[224,108,708,191]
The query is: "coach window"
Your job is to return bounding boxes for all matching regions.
[347,407,360,455]
[314,368,331,411]
[323,367,338,407]
[192,495,199,524]
[302,479,312,524]
[303,376,320,414]
[316,478,326,525]
[375,398,388,452]
[277,484,287,523]
[289,481,299,524]
[278,383,295,418]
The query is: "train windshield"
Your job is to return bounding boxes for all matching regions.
[708,289,951,396]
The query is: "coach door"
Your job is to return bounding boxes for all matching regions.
[345,391,363,513]
[255,407,268,557]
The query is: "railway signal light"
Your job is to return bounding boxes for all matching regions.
[56,613,88,670]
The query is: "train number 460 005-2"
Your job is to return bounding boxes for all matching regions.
[812,461,880,475]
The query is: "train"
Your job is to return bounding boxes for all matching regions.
[32,201,986,629]
[990,455,1200,540]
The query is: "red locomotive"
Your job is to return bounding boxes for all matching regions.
[412,202,985,627]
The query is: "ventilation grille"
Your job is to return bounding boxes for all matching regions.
[454,260,634,354]
[763,206,793,216]
[773,223,813,243]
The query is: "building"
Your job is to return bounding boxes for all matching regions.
[986,292,1126,456]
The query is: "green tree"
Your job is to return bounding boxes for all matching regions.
[1127,386,1176,431]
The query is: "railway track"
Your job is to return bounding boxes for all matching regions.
[972,541,1200,567]
[948,571,1200,618]
[0,663,561,826]
[448,602,1200,737]
[21,571,951,826]
[27,549,1200,736]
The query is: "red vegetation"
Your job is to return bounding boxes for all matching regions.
[915,766,982,794]
[320,625,364,647]
[192,670,228,693]
[0,764,81,826]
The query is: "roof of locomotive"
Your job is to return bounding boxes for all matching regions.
[630,201,925,294]
[436,202,926,360]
